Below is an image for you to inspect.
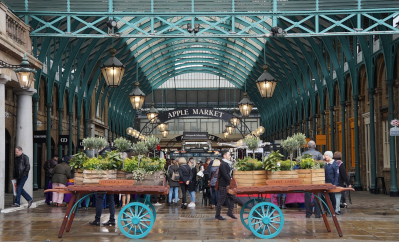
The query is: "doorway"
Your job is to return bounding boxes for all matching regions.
[362,112,374,191]
[5,129,11,193]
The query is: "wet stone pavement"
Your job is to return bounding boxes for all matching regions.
[0,191,398,242]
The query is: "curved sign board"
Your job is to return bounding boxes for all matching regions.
[157,108,232,123]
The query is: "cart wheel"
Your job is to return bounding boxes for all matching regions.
[118,202,154,239]
[248,202,284,239]
[136,198,157,221]
[240,198,264,230]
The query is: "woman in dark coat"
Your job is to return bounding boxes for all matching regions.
[52,156,72,207]
[188,159,197,208]
[178,157,192,209]
[167,160,180,206]
[333,151,351,215]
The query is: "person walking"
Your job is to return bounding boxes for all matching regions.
[51,155,72,207]
[167,159,180,206]
[11,146,34,208]
[302,140,323,218]
[215,150,237,220]
[43,154,58,191]
[324,151,339,211]
[333,151,351,215]
[188,159,197,208]
[209,159,220,209]
[178,157,192,209]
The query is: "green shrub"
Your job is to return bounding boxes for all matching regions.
[234,157,263,171]
[263,151,284,172]
[299,157,315,169]
[122,157,139,172]
[114,137,132,152]
[279,159,292,171]
[69,152,88,170]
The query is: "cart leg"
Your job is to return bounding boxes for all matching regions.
[315,195,331,232]
[66,193,81,232]
[58,193,76,238]
[323,191,343,237]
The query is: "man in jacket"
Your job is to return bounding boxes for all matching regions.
[324,151,339,210]
[302,140,323,218]
[215,150,237,220]
[43,154,58,191]
[12,146,34,208]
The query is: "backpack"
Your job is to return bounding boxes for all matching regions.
[171,168,180,182]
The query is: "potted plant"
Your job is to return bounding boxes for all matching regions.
[292,133,307,157]
[137,156,166,185]
[69,151,88,185]
[264,150,298,180]
[233,157,267,186]
[83,137,107,158]
[132,141,148,168]
[281,136,300,170]
[145,135,160,158]
[244,135,260,158]
[81,154,118,184]
[113,137,132,169]
[122,157,139,180]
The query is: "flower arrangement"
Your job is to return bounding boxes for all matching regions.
[69,151,88,170]
[263,150,284,172]
[244,135,260,158]
[114,137,132,152]
[234,157,263,171]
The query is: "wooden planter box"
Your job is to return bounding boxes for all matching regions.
[74,169,83,185]
[266,170,298,180]
[117,170,127,180]
[126,170,165,185]
[233,170,267,186]
[311,169,325,184]
[298,169,312,184]
[83,170,117,184]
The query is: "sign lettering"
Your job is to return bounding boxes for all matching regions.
[159,108,232,122]
[33,130,47,143]
[99,180,135,186]
[266,179,302,185]
[59,135,69,145]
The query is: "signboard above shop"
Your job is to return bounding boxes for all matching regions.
[183,132,209,140]
[157,108,233,122]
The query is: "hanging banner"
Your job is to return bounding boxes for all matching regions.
[33,131,47,143]
[157,108,232,122]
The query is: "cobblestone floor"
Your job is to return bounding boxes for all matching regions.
[0,191,398,241]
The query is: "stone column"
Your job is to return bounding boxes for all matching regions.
[0,74,10,210]
[14,87,37,205]
[352,96,362,191]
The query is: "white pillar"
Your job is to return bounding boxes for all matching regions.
[13,87,36,205]
[0,74,10,210]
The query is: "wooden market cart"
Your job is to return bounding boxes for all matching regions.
[227,178,354,239]
[45,180,169,239]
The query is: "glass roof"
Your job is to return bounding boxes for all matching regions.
[158,73,235,89]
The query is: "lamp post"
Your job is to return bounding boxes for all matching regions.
[0,53,37,89]
[101,48,126,87]
[147,103,159,123]
[256,65,277,98]
[129,82,146,110]
[238,93,253,117]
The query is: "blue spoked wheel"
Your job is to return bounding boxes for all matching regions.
[248,202,284,239]
[118,202,154,239]
[240,198,264,230]
[135,198,157,221]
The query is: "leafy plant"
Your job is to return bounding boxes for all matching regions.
[280,159,293,171]
[122,157,139,172]
[82,137,107,157]
[312,160,325,169]
[281,136,301,170]
[296,153,313,163]
[69,151,88,170]
[234,157,263,171]
[263,151,284,172]
[131,168,148,181]
[132,141,148,156]
[244,135,260,158]
[103,150,123,170]
[145,135,160,156]
[139,157,166,172]
[299,157,315,169]
[114,137,132,152]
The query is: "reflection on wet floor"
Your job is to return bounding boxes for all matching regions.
[0,191,399,241]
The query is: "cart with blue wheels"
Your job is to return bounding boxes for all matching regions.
[45,180,169,239]
[228,178,354,239]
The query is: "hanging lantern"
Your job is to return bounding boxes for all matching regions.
[158,122,168,132]
[226,124,234,135]
[258,126,265,134]
[131,129,138,138]
[14,53,37,89]
[134,130,140,139]
[256,65,277,98]
[126,127,134,136]
[101,48,126,87]
[147,102,159,123]
[223,130,229,139]
[238,92,254,117]
[161,129,169,138]
[230,110,241,126]
[129,82,146,110]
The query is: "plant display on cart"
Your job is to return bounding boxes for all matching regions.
[312,160,325,169]
[234,157,263,171]
[132,141,148,156]
[299,156,315,169]
[83,137,107,157]
[263,150,284,172]
[279,159,293,171]
[122,157,139,172]
[69,151,88,170]
[281,136,300,170]
[145,135,160,157]
[292,133,307,156]
[139,157,166,173]
[244,135,260,158]
[104,150,123,170]
[131,168,147,181]
[114,137,132,152]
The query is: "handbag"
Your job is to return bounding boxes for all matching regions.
[208,168,219,187]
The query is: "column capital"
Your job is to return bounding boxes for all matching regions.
[367,88,375,95]
[340,101,346,107]
[329,106,334,111]
[0,74,11,84]
[46,103,53,107]
[13,87,36,96]
[352,95,359,101]
[385,79,395,87]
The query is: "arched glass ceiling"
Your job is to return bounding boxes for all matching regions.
[159,73,235,89]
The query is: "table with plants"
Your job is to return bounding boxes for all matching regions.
[229,133,354,239]
[47,135,170,239]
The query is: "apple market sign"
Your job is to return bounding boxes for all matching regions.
[390,119,399,136]
[157,108,232,122]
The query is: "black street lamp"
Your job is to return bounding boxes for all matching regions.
[101,48,125,87]
[256,65,277,98]
[0,53,37,89]
[129,82,146,110]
